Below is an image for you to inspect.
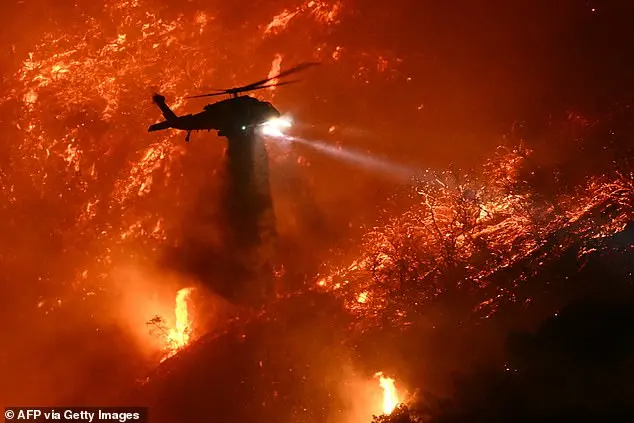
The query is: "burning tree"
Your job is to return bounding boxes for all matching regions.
[147,287,195,362]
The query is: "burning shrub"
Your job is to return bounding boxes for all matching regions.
[372,405,423,423]
[317,136,634,328]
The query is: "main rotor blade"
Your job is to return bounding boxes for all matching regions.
[186,80,300,99]
[240,62,320,91]
[244,80,300,92]
[186,91,230,99]
[186,86,238,98]
[187,62,319,99]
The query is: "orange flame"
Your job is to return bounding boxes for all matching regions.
[375,372,400,415]
[267,54,283,91]
[163,287,194,361]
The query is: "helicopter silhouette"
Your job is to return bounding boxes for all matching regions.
[148,62,319,142]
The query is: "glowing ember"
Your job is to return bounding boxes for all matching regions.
[314,145,634,326]
[264,9,299,34]
[375,372,400,415]
[163,287,194,361]
[264,0,341,35]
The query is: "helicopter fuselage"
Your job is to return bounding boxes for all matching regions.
[148,95,280,137]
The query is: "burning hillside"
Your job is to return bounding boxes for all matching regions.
[1,0,634,420]
[316,142,634,327]
[0,0,357,404]
[132,118,632,420]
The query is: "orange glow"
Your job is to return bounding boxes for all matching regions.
[313,146,634,326]
[267,54,283,91]
[375,372,400,415]
[163,287,194,361]
[3,0,633,411]
[264,0,341,35]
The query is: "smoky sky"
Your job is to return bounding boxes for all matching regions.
[272,0,634,165]
[4,0,634,166]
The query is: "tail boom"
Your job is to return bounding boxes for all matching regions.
[148,93,179,132]
[153,94,178,121]
[148,121,173,132]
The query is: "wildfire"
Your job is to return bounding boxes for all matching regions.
[2,0,633,414]
[375,372,400,415]
[267,54,283,91]
[163,287,194,361]
[264,0,342,35]
[315,145,634,326]
[1,0,397,330]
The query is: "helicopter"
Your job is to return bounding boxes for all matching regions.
[148,62,319,142]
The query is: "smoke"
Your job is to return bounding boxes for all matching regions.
[335,365,387,423]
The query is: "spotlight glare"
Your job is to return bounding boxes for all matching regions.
[260,116,292,137]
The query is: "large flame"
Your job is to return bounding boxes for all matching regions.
[375,372,400,415]
[163,287,194,361]
[267,54,283,91]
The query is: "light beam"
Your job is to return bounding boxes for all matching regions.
[265,132,425,183]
